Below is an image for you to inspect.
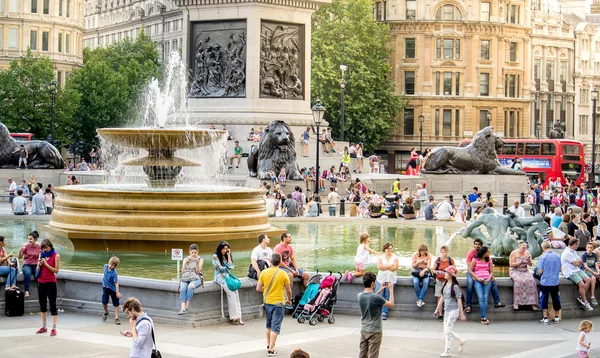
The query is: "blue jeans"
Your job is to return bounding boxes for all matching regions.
[328,207,336,216]
[375,281,391,315]
[179,278,203,303]
[22,264,37,292]
[473,280,492,319]
[0,266,18,288]
[411,275,430,300]
[466,273,500,306]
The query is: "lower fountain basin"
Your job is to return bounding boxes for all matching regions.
[46,184,284,251]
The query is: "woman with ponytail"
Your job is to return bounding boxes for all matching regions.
[18,231,42,298]
[434,266,466,357]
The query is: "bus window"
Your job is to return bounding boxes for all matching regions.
[502,143,516,155]
[525,143,540,155]
[562,162,582,181]
[517,143,525,155]
[541,143,556,156]
[563,145,581,155]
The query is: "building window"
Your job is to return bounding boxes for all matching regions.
[31,0,37,13]
[436,4,462,20]
[443,72,452,95]
[508,4,519,24]
[455,110,460,136]
[443,109,452,136]
[406,0,416,19]
[437,38,461,59]
[9,0,18,11]
[42,31,49,51]
[436,72,440,95]
[8,28,18,50]
[546,61,554,80]
[57,71,62,88]
[58,33,63,53]
[30,30,38,50]
[479,73,489,96]
[443,39,453,58]
[479,110,488,129]
[455,72,460,96]
[481,3,490,21]
[59,0,63,16]
[404,109,414,135]
[405,38,415,58]
[0,29,3,49]
[374,1,386,21]
[67,0,70,17]
[480,40,490,60]
[65,33,70,53]
[43,0,49,14]
[507,74,516,97]
[534,59,541,80]
[509,42,517,62]
[547,93,554,110]
[405,71,415,95]
[435,109,440,135]
[455,39,460,59]
[560,61,567,81]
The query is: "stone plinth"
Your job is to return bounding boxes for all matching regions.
[422,173,529,200]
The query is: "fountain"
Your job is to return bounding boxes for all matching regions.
[45,52,285,252]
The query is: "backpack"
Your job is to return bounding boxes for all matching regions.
[434,257,454,272]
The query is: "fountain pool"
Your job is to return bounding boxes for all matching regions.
[3,219,511,281]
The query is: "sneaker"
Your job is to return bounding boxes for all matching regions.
[228,166,233,169]
[554,317,561,323]
[178,309,187,315]
[347,273,353,283]
[592,297,598,306]
[420,300,425,307]
[267,350,279,356]
[36,327,47,334]
[577,296,586,307]
[343,270,349,282]
[458,340,466,352]
[50,329,57,336]
[585,303,594,311]
[416,300,422,307]
[236,166,239,169]
[102,312,108,321]
[440,351,451,357]
[539,318,549,325]
[382,313,388,320]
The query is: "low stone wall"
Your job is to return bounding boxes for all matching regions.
[1,271,596,325]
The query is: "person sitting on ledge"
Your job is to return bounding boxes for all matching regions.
[508,200,526,218]
[561,238,594,311]
[375,243,398,321]
[508,241,538,310]
[465,239,505,314]
[0,236,18,290]
[424,196,437,220]
[437,196,455,221]
[275,232,309,287]
[402,197,416,220]
[18,231,42,298]
[411,244,432,308]
[178,244,204,315]
[13,190,28,215]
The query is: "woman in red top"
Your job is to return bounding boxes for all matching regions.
[36,239,60,337]
[18,231,42,298]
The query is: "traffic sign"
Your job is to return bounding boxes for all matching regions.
[171,248,183,261]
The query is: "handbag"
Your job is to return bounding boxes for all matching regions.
[411,268,432,279]
[225,273,242,291]
[137,317,162,358]
[181,270,200,283]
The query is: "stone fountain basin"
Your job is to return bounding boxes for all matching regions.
[97,128,225,151]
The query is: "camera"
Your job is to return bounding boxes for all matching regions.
[8,257,17,266]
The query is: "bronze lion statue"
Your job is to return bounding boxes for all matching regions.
[247,120,303,180]
[422,126,522,175]
[0,123,65,169]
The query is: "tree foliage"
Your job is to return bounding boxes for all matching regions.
[0,49,79,144]
[311,0,404,151]
[67,30,161,146]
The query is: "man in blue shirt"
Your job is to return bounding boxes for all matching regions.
[536,241,562,324]
[466,187,479,220]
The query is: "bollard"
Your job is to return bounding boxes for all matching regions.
[449,194,454,203]
[339,198,346,217]
[503,192,509,214]
[520,192,525,204]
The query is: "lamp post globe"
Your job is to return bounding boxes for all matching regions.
[312,100,326,216]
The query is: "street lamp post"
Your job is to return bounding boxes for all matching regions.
[418,113,425,153]
[340,65,347,142]
[49,79,57,145]
[486,109,492,127]
[591,87,598,189]
[312,100,325,216]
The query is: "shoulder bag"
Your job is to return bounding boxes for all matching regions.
[225,273,242,291]
[136,317,162,358]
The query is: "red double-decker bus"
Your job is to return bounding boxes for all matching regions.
[459,138,585,185]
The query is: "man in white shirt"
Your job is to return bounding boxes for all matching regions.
[250,234,273,279]
[508,200,526,218]
[327,187,340,217]
[265,193,277,217]
[560,238,594,311]
[436,196,455,221]
[5,178,17,212]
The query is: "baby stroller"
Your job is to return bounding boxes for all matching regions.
[297,272,342,326]
[292,273,323,318]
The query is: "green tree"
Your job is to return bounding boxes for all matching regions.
[311,0,405,151]
[67,30,161,146]
[0,49,79,144]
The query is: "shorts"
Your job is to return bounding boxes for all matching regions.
[9,194,14,204]
[584,269,597,278]
[304,139,309,145]
[280,265,304,277]
[568,270,588,285]
[265,303,285,334]
[355,262,366,271]
[577,350,588,358]
[102,287,120,307]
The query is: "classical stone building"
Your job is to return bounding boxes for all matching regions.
[380,0,533,171]
[83,0,183,62]
[0,0,84,86]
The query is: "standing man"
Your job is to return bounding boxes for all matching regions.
[274,232,309,287]
[358,272,394,358]
[327,187,340,217]
[302,127,311,158]
[13,144,28,169]
[5,178,17,212]
[31,187,47,215]
[537,241,562,324]
[392,178,400,195]
[282,193,298,217]
[16,180,31,202]
[257,252,292,357]
[228,140,243,169]
[250,234,273,279]
[467,187,479,221]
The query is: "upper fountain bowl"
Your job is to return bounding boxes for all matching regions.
[97,128,225,151]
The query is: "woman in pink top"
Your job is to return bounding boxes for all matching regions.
[468,246,494,325]
[36,239,60,337]
[18,231,42,297]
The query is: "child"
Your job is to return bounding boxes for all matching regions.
[102,256,123,325]
[247,128,256,141]
[458,195,469,222]
[269,168,277,184]
[278,168,287,186]
[344,233,379,282]
[577,320,593,358]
